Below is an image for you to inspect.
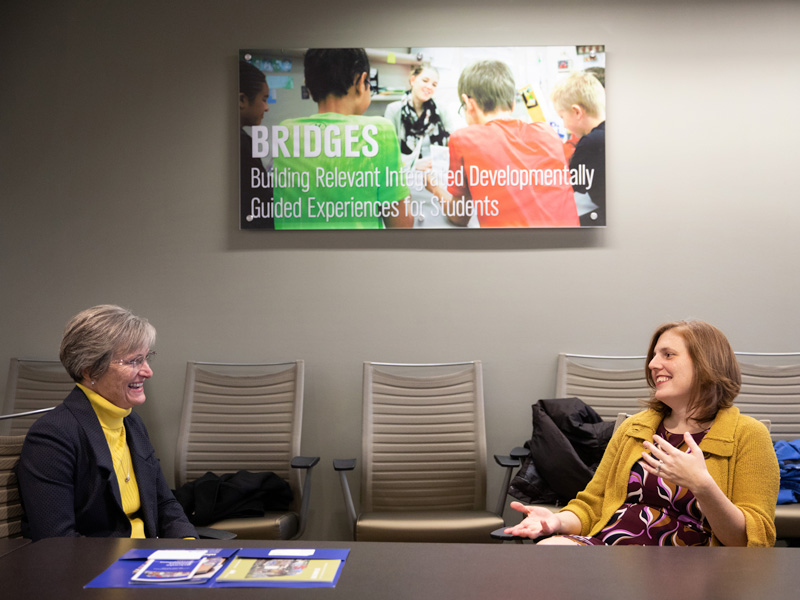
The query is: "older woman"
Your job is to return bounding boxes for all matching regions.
[505,320,779,546]
[17,305,197,540]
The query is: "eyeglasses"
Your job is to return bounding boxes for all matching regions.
[459,96,471,116]
[112,351,156,369]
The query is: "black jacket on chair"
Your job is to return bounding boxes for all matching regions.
[17,386,197,540]
[510,397,615,505]
[174,470,293,526]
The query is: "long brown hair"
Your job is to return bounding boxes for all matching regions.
[644,320,741,424]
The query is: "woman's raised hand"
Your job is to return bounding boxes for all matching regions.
[504,501,561,539]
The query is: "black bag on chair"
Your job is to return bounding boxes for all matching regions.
[174,470,293,526]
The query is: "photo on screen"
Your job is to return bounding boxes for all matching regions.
[238,46,606,231]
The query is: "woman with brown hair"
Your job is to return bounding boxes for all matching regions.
[505,320,779,546]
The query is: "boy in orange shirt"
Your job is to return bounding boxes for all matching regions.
[425,60,578,228]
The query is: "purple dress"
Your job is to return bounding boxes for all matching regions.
[565,423,712,546]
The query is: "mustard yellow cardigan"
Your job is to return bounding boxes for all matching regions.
[562,406,779,546]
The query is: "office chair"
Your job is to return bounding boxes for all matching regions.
[0,433,25,538]
[554,353,649,422]
[335,361,515,542]
[555,351,799,435]
[175,360,318,540]
[1,359,73,435]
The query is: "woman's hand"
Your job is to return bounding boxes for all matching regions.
[643,431,750,546]
[504,501,562,539]
[641,433,714,492]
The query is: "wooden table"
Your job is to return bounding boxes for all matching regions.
[2,537,797,599]
[0,537,30,559]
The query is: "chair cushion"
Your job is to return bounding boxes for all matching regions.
[208,511,299,540]
[357,510,504,543]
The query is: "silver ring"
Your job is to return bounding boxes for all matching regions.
[656,460,663,474]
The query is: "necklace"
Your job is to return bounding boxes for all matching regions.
[108,431,132,483]
[122,447,131,483]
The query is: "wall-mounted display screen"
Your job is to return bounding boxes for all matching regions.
[239,46,606,230]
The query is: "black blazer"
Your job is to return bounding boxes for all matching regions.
[17,386,197,540]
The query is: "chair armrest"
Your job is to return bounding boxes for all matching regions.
[195,526,238,540]
[333,458,358,537]
[291,456,320,469]
[490,526,548,544]
[289,455,320,539]
[493,448,528,517]
[490,527,520,542]
[510,446,529,460]
[494,454,520,468]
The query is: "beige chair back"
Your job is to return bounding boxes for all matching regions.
[612,412,631,432]
[0,435,25,538]
[1,359,72,436]
[361,361,488,513]
[556,352,799,439]
[175,361,304,510]
[555,354,649,421]
[736,361,800,441]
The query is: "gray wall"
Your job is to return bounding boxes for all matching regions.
[2,0,799,540]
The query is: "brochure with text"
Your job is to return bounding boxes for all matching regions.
[85,547,350,589]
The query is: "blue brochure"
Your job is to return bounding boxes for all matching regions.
[85,548,236,588]
[85,547,350,588]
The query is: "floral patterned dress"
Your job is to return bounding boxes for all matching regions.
[564,423,712,546]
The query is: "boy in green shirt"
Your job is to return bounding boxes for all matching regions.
[274,48,412,229]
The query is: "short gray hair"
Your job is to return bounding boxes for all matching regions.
[60,305,156,382]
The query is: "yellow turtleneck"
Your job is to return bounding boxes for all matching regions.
[77,383,145,538]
